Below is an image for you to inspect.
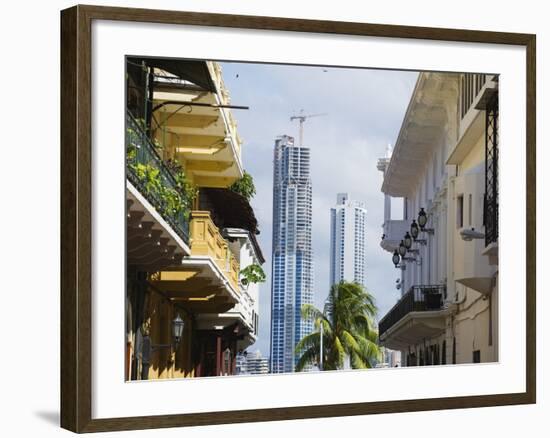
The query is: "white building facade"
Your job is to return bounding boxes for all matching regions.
[378,72,499,367]
[329,193,367,288]
[270,135,314,373]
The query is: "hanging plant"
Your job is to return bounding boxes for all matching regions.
[240,264,266,287]
[229,171,256,201]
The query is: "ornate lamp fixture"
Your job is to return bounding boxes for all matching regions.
[410,219,426,245]
[403,232,419,254]
[392,250,400,267]
[417,208,434,234]
[403,232,412,250]
[398,240,407,258]
[172,314,185,346]
[410,219,420,240]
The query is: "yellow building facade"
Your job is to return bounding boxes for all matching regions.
[125,57,264,381]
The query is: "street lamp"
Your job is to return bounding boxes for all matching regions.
[172,314,185,346]
[403,232,412,250]
[392,250,400,267]
[398,240,407,258]
[410,219,419,240]
[410,219,427,245]
[417,208,434,234]
[403,231,419,254]
[418,207,428,228]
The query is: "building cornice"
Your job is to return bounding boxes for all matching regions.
[382,73,459,197]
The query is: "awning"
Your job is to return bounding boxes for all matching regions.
[127,56,217,93]
[199,188,265,264]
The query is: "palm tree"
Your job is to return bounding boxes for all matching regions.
[295,281,381,371]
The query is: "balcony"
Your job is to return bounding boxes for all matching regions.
[380,219,409,252]
[189,211,240,291]
[195,289,258,348]
[379,285,448,351]
[191,223,263,344]
[126,111,190,243]
[448,74,497,165]
[150,211,240,314]
[460,74,489,120]
[150,61,244,188]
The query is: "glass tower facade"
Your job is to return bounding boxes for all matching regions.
[329,193,367,288]
[270,135,314,373]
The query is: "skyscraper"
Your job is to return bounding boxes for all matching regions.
[235,350,270,375]
[270,135,314,373]
[329,193,367,288]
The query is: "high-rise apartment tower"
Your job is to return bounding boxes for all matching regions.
[329,193,367,288]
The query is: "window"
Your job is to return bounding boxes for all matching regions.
[473,350,481,363]
[457,195,464,228]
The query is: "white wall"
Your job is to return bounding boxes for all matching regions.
[0,1,546,437]
[400,124,450,294]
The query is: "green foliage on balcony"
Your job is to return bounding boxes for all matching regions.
[164,159,198,211]
[229,171,256,201]
[126,112,195,242]
[240,263,266,287]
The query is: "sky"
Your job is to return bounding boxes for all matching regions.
[220,62,418,357]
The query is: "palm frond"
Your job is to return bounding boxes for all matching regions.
[301,303,324,322]
[340,330,360,353]
[295,331,320,353]
[350,351,369,369]
[295,280,381,372]
[295,346,319,372]
[332,336,346,368]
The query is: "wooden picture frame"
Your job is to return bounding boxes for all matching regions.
[60,4,536,433]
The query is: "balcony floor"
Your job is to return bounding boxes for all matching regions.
[380,309,450,351]
[127,183,190,271]
[150,257,240,314]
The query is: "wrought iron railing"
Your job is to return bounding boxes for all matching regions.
[126,111,190,244]
[484,92,499,246]
[379,284,446,338]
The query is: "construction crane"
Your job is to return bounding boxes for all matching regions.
[290,110,327,146]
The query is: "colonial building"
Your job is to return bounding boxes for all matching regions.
[377,72,499,366]
[125,58,264,380]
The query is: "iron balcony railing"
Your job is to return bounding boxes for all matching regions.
[484,92,499,247]
[126,111,190,244]
[378,284,446,338]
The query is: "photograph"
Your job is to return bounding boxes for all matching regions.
[0,0,542,435]
[124,57,499,381]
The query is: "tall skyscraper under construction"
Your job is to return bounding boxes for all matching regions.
[269,135,314,373]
